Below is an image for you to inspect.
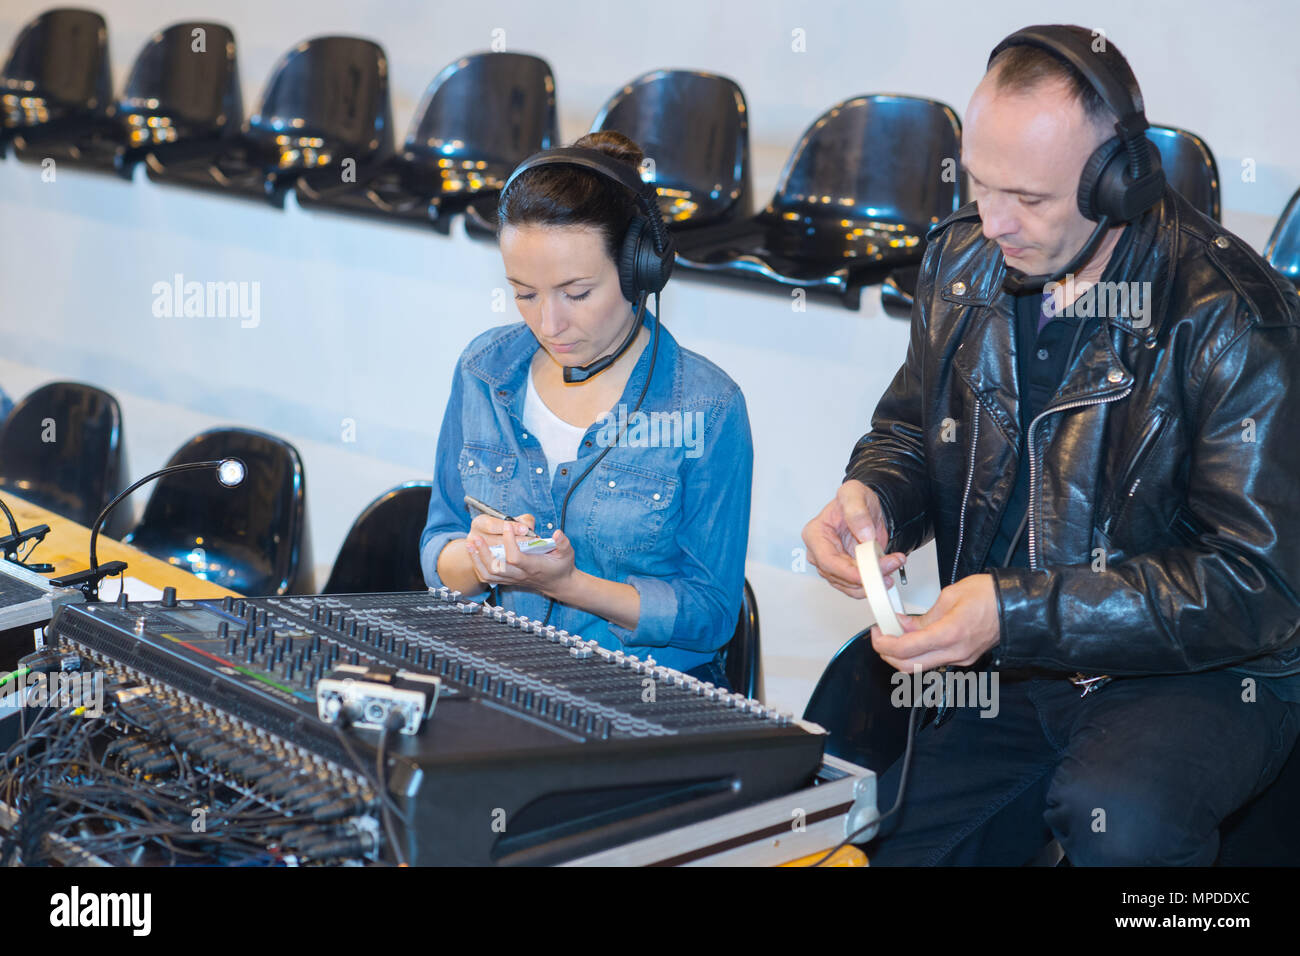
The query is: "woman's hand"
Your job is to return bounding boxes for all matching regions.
[464,514,577,598]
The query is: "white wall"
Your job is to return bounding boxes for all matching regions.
[2,0,1298,715]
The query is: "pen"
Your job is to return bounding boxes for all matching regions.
[463,495,540,538]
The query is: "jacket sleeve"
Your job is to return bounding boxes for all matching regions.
[609,386,753,655]
[843,238,941,556]
[419,354,486,598]
[990,319,1300,675]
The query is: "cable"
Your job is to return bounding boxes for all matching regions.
[810,697,923,867]
[0,667,29,688]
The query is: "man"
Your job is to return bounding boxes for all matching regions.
[802,24,1300,865]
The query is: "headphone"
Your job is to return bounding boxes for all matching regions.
[986,25,1166,293]
[497,146,676,381]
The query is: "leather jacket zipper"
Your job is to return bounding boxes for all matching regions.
[1026,387,1133,569]
[951,401,981,583]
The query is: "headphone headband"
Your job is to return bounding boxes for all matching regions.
[988,26,1147,139]
[497,146,672,256]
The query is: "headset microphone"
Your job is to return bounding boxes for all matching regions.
[1001,215,1112,294]
[562,291,649,383]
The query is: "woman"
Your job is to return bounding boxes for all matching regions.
[420,131,753,689]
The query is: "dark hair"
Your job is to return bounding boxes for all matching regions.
[498,130,646,262]
[987,25,1141,131]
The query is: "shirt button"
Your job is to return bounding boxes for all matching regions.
[652,493,661,501]
[535,467,543,474]
[521,432,528,439]
[547,523,553,530]
[608,480,616,488]
[1036,348,1049,360]
[466,459,474,467]
[495,465,503,473]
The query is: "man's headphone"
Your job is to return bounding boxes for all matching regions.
[987,25,1166,292]
[497,146,676,305]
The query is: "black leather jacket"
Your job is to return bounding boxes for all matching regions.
[846,186,1300,678]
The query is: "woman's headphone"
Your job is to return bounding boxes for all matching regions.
[497,147,675,383]
[987,25,1166,292]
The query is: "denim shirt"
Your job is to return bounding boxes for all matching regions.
[420,316,753,673]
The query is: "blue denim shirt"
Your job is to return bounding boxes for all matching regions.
[420,316,753,673]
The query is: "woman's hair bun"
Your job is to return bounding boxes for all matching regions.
[572,130,645,172]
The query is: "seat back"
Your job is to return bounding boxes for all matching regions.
[125,427,308,595]
[802,630,913,772]
[0,382,127,534]
[722,578,762,700]
[1265,188,1300,289]
[404,51,557,193]
[591,69,753,230]
[764,95,963,260]
[247,36,393,171]
[324,482,432,594]
[118,22,242,148]
[1148,124,1220,222]
[1,8,112,134]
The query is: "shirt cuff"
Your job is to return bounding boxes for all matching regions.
[421,531,486,599]
[608,574,677,649]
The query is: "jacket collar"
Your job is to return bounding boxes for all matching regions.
[462,309,671,425]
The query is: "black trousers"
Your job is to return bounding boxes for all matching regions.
[865,669,1300,865]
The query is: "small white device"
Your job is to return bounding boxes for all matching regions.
[489,536,557,560]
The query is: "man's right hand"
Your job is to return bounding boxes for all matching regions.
[801,480,907,599]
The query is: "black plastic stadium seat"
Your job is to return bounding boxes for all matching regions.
[300,51,557,234]
[1,9,114,162]
[124,427,312,595]
[880,122,1222,321]
[671,95,964,309]
[146,35,393,208]
[802,630,912,772]
[721,578,763,702]
[323,481,432,594]
[13,21,243,180]
[588,69,753,231]
[0,381,130,537]
[1265,187,1300,290]
[1148,124,1220,222]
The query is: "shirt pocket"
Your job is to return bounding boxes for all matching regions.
[584,460,678,558]
[458,442,518,514]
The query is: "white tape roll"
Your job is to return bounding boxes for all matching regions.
[855,540,906,636]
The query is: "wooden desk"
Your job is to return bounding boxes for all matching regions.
[4,493,239,599]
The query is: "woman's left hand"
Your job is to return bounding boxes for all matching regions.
[464,521,577,598]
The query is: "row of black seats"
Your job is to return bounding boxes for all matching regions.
[0,381,765,698]
[9,9,1296,310]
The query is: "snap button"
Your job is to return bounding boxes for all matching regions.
[608,480,616,488]
[951,281,967,296]
[1145,338,1157,349]
[521,432,528,439]
[652,493,661,501]
[1036,348,1049,361]
[495,465,503,473]
[1107,369,1123,383]
[466,459,474,467]
[1213,236,1230,249]
[547,523,553,530]
[535,467,543,474]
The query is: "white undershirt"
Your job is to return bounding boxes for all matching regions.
[523,367,588,480]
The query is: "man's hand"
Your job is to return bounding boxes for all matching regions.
[802,480,906,598]
[872,573,1001,671]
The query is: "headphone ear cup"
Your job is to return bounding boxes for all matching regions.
[618,216,645,303]
[1077,135,1127,221]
